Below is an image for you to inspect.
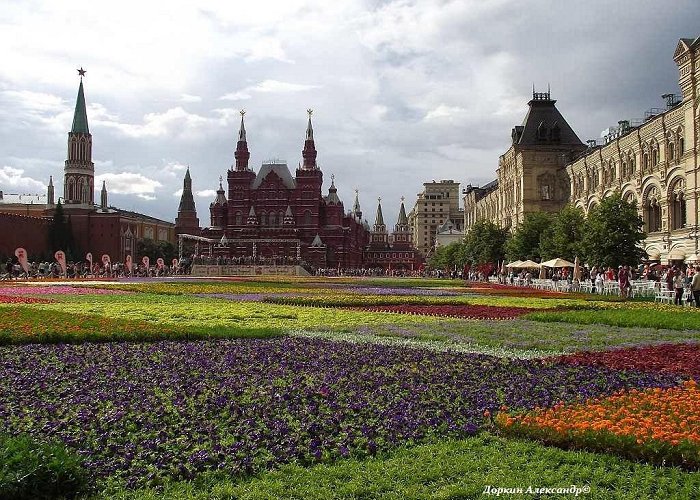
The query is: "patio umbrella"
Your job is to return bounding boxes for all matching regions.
[540,258,575,268]
[500,260,506,274]
[506,260,523,268]
[539,265,546,279]
[573,256,581,280]
[685,253,700,264]
[516,259,541,269]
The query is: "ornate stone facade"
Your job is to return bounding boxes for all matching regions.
[464,36,700,263]
[566,36,700,262]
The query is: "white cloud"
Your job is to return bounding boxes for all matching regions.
[244,38,293,63]
[0,166,47,192]
[196,189,217,198]
[220,80,320,101]
[96,107,210,138]
[95,172,163,200]
[162,161,188,176]
[424,105,468,121]
[180,94,202,103]
[173,188,183,197]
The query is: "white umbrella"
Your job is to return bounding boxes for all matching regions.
[515,259,541,269]
[540,258,575,268]
[685,253,700,264]
[506,260,523,268]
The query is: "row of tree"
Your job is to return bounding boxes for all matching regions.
[429,193,647,271]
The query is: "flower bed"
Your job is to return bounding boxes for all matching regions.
[0,306,279,344]
[555,343,700,378]
[0,285,130,296]
[496,380,700,469]
[0,338,679,487]
[349,304,551,320]
[0,294,53,304]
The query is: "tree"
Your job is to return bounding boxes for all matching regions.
[428,241,463,271]
[462,220,508,266]
[580,192,646,268]
[47,201,76,258]
[505,212,553,261]
[137,238,176,263]
[539,205,586,261]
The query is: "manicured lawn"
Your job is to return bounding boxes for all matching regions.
[526,307,700,331]
[101,435,700,499]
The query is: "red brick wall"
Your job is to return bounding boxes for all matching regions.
[0,213,50,260]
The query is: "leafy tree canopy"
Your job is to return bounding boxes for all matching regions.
[580,192,646,268]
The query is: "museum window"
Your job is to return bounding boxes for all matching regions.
[652,148,658,167]
[304,210,312,225]
[269,212,277,227]
[260,212,267,226]
[235,211,242,225]
[679,137,685,157]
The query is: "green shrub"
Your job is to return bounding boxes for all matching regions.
[0,434,90,499]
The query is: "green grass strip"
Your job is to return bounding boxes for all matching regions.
[98,434,700,499]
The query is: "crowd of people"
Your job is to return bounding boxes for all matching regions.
[495,263,700,306]
[2,257,193,279]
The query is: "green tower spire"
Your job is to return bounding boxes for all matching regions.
[71,70,89,134]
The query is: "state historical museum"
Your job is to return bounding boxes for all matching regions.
[176,110,422,270]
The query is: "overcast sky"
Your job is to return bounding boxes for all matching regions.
[1,0,698,226]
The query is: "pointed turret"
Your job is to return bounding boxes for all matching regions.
[369,197,389,249]
[352,189,362,219]
[100,180,108,209]
[214,177,227,205]
[395,197,408,232]
[47,176,55,205]
[326,174,341,205]
[392,196,412,249]
[373,198,386,232]
[234,110,250,171]
[301,109,318,169]
[64,68,95,205]
[175,166,200,236]
[71,76,90,134]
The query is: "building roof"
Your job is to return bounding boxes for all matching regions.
[252,162,297,190]
[177,167,197,213]
[514,92,583,147]
[71,79,90,134]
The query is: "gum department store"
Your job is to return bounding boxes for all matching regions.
[464,36,700,263]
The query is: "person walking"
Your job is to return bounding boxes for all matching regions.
[673,268,685,305]
[692,266,700,308]
[618,265,630,299]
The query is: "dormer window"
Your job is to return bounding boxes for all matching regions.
[537,121,547,140]
[550,122,561,141]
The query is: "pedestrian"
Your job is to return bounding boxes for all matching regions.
[618,265,630,299]
[692,266,700,308]
[673,268,685,305]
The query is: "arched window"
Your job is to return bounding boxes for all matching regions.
[652,147,658,167]
[670,180,686,230]
[304,210,312,225]
[67,176,76,201]
[644,188,661,233]
[268,212,276,227]
[279,211,285,226]
[260,212,267,226]
[629,153,636,175]
[609,161,616,182]
[679,137,685,157]
[235,211,242,226]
